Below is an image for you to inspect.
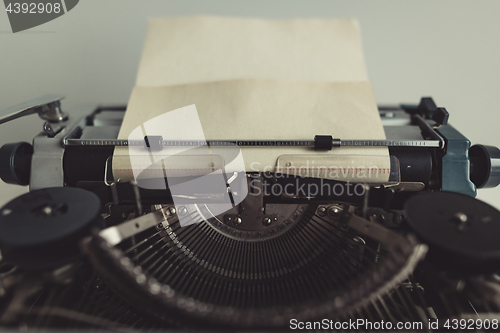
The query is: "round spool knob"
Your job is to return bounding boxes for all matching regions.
[0,187,104,270]
[404,191,500,274]
[0,142,33,186]
[470,144,500,189]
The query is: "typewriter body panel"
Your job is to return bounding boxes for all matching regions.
[1,96,500,330]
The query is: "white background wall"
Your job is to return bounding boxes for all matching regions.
[1,0,499,208]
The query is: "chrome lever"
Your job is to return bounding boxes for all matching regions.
[0,95,67,125]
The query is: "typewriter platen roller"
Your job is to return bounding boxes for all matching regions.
[1,95,500,330]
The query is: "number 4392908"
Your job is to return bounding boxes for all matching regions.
[5,2,62,14]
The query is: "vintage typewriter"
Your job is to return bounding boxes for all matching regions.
[0,94,500,330]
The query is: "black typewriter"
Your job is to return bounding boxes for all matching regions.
[1,95,500,331]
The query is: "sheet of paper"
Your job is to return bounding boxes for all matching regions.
[113,16,390,183]
[136,16,368,86]
[113,80,390,182]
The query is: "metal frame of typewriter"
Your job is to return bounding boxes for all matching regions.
[14,96,476,198]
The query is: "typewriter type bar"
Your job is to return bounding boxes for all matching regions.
[63,135,443,150]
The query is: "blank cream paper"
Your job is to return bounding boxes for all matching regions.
[136,16,369,85]
[113,16,390,183]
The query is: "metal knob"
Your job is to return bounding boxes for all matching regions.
[0,142,33,185]
[470,144,500,188]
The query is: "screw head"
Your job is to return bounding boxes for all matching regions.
[328,206,342,217]
[42,206,52,215]
[179,206,188,216]
[167,207,176,215]
[453,212,468,223]
[451,212,468,231]
[262,217,272,226]
[233,217,242,226]
[318,206,327,216]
